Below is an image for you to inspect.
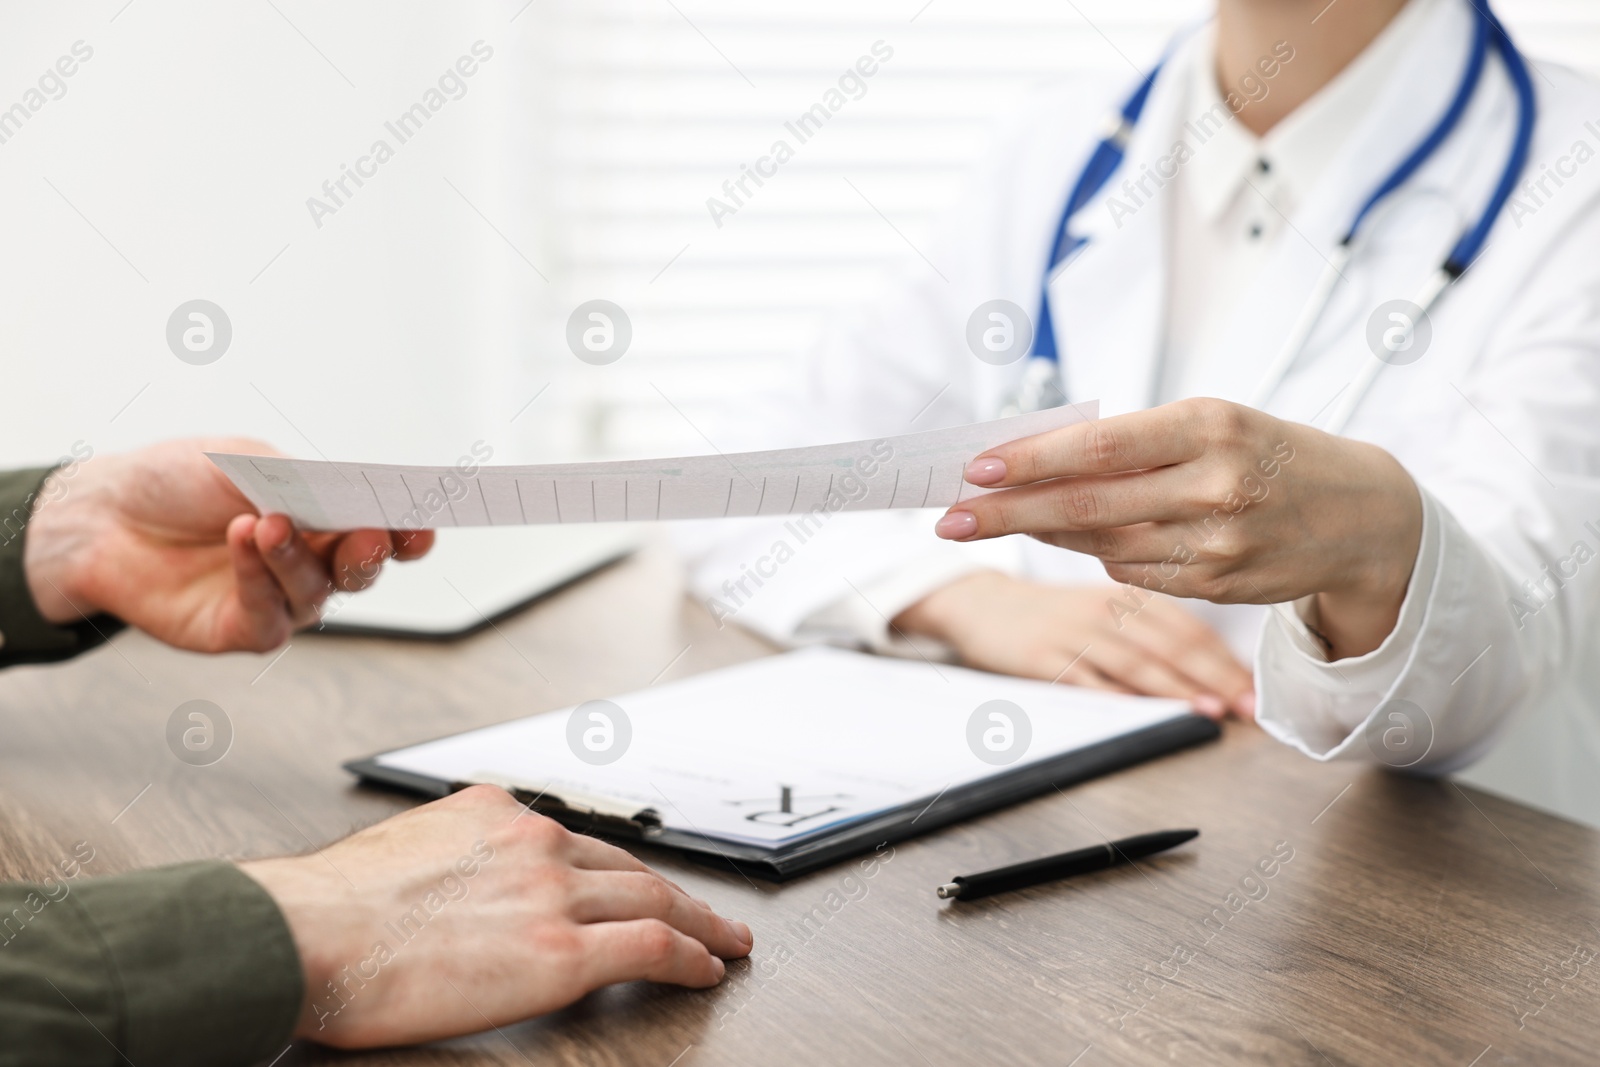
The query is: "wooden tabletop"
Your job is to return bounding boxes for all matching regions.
[2,543,1598,1066]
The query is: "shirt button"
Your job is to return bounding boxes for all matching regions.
[1248,223,1264,239]
[1257,157,1271,174]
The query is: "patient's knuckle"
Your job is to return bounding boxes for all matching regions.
[513,814,570,851]
[635,919,679,964]
[632,871,676,911]
[530,861,575,897]
[529,921,585,966]
[455,783,512,810]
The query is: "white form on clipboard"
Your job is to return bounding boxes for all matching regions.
[348,647,1216,878]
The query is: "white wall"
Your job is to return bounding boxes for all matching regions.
[0,1,546,469]
[1,0,1594,469]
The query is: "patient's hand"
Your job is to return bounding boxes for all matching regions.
[241,785,753,1047]
[893,572,1254,719]
[22,438,433,653]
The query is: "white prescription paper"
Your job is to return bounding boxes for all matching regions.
[371,646,1192,849]
[206,405,1095,530]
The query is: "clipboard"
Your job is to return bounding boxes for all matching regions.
[345,648,1219,881]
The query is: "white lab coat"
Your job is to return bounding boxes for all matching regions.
[683,0,1600,826]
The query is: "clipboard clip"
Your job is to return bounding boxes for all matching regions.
[456,773,664,839]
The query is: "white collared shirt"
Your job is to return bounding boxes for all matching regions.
[1158,0,1441,403]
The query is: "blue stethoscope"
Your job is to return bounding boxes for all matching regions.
[1009,0,1536,433]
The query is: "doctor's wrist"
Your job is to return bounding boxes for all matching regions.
[1310,451,1423,660]
[892,570,1009,644]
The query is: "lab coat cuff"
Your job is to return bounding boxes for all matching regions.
[796,550,1001,654]
[1255,487,1443,760]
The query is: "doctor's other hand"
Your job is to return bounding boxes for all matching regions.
[20,438,435,653]
[934,398,1423,661]
[893,572,1254,720]
[241,784,753,1048]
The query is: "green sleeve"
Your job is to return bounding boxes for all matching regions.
[0,467,124,668]
[0,860,305,1067]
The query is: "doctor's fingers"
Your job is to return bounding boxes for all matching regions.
[967,399,1246,487]
[1073,635,1223,710]
[1029,520,1181,564]
[937,468,1199,543]
[565,869,752,960]
[1113,598,1254,716]
[1050,656,1134,694]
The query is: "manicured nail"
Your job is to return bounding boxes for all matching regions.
[1192,694,1225,718]
[1236,691,1257,719]
[732,921,753,947]
[934,511,978,540]
[965,457,1007,486]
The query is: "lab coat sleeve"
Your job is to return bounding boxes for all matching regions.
[677,510,1024,648]
[679,81,1114,647]
[1253,190,1600,774]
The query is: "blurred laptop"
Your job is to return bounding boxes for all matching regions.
[317,525,639,639]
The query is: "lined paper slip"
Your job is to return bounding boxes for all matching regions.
[207,404,1095,531]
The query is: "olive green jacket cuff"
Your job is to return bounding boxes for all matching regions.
[0,860,305,1067]
[0,466,125,667]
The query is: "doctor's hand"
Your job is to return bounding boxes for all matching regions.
[21,438,434,653]
[933,399,1424,661]
[893,572,1254,719]
[242,784,753,1048]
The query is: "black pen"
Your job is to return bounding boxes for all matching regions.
[936,829,1199,901]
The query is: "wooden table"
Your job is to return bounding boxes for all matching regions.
[3,544,1598,1066]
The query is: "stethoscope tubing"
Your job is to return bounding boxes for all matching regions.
[1019,0,1537,433]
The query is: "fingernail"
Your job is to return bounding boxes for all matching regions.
[270,527,293,555]
[965,457,1007,486]
[711,957,726,980]
[732,921,753,947]
[1236,691,1257,719]
[935,511,978,540]
[1192,694,1225,719]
